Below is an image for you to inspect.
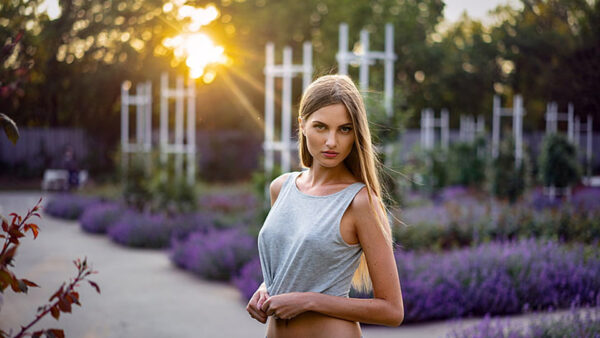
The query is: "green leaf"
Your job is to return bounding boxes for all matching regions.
[0,113,19,145]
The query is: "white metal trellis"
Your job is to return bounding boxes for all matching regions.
[121,80,152,172]
[420,108,449,150]
[492,95,525,168]
[263,42,312,177]
[160,72,196,184]
[545,102,575,142]
[459,115,485,142]
[336,23,396,117]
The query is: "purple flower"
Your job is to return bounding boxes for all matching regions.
[232,257,262,300]
[44,194,99,220]
[79,202,123,234]
[396,239,600,323]
[170,228,257,281]
[108,211,171,248]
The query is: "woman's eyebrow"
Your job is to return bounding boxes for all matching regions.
[312,120,353,127]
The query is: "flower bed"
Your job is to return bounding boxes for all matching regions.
[44,194,99,220]
[107,211,171,248]
[170,228,257,281]
[448,306,600,337]
[79,202,123,234]
[232,257,262,300]
[397,239,600,323]
[394,188,600,252]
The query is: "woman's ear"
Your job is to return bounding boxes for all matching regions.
[298,117,304,136]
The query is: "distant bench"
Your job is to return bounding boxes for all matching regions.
[41,169,88,191]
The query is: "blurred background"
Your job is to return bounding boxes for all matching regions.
[1,0,599,336]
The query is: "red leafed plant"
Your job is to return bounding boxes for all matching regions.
[0,198,101,338]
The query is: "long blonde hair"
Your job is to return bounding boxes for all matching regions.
[297,74,392,293]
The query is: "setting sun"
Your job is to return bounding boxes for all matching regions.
[161,3,225,80]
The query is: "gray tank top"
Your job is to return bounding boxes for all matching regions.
[258,171,365,297]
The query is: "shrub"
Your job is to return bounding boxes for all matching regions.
[169,211,215,241]
[79,202,123,234]
[446,139,486,187]
[448,306,600,338]
[538,133,580,188]
[170,228,257,281]
[396,239,600,323]
[44,194,98,220]
[490,136,530,203]
[232,256,262,300]
[108,211,171,248]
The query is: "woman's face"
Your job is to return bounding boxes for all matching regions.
[300,103,355,169]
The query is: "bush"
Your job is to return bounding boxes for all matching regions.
[79,202,123,234]
[490,136,530,203]
[394,195,600,252]
[170,228,257,281]
[446,139,486,187]
[396,239,600,323]
[448,307,600,338]
[44,194,98,220]
[538,133,580,188]
[108,211,171,248]
[169,211,215,241]
[232,257,262,300]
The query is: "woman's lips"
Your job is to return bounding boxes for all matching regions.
[322,151,338,158]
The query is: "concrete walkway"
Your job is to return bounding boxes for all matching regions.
[0,192,591,337]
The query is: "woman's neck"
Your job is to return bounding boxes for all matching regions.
[303,164,354,187]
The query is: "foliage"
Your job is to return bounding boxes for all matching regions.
[446,137,487,187]
[538,133,581,188]
[232,256,262,301]
[170,228,257,281]
[395,239,600,323]
[0,200,100,338]
[44,194,99,220]
[122,157,153,212]
[420,147,449,196]
[489,136,530,203]
[107,211,171,248]
[448,307,600,338]
[79,202,123,234]
[169,211,215,241]
[394,188,600,252]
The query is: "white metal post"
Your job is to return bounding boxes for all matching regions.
[175,76,184,175]
[513,94,523,168]
[359,29,369,92]
[384,23,394,117]
[187,81,196,185]
[264,43,275,176]
[121,83,129,171]
[303,42,312,90]
[160,73,168,165]
[441,108,449,149]
[568,103,574,142]
[338,23,349,75]
[282,47,293,173]
[492,95,501,158]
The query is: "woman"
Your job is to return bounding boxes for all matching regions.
[247,74,404,337]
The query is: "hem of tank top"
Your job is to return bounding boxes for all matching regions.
[292,171,365,199]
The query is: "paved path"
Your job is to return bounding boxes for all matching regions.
[0,192,591,338]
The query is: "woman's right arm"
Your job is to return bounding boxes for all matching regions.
[246,173,291,323]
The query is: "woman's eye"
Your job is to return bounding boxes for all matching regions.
[314,125,325,130]
[340,126,352,133]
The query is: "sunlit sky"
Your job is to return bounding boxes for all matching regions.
[444,0,521,23]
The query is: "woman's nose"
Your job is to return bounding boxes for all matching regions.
[325,131,337,148]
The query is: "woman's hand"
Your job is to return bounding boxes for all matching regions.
[246,283,270,323]
[261,292,310,320]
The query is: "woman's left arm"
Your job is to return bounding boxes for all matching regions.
[261,190,404,326]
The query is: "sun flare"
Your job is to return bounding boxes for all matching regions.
[161,3,226,80]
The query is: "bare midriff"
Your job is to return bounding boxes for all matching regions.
[266,311,361,338]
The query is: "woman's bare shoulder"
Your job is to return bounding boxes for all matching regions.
[350,187,385,226]
[269,172,295,206]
